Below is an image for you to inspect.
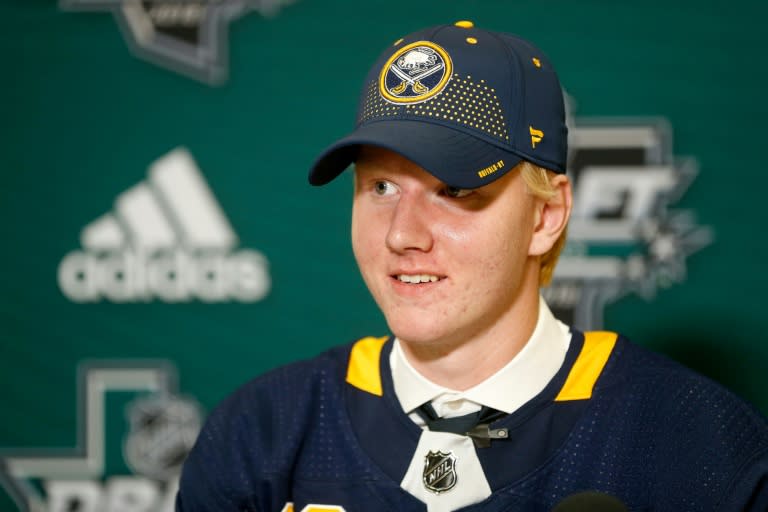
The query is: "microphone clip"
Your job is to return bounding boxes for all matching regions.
[466,424,509,448]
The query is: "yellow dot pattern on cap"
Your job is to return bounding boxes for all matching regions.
[405,74,508,139]
[454,20,474,28]
[360,81,401,122]
[466,37,478,44]
[532,57,541,68]
[361,74,509,142]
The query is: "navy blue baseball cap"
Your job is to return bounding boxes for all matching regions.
[309,21,568,189]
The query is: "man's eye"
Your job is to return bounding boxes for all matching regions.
[374,181,396,196]
[445,186,472,198]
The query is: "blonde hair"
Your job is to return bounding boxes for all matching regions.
[518,161,568,287]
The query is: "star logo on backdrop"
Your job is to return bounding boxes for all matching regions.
[60,0,296,85]
[542,102,713,329]
[0,362,203,512]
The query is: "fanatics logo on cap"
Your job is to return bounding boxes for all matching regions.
[379,41,453,104]
[423,450,458,494]
[529,126,544,148]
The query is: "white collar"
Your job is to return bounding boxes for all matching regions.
[390,296,571,415]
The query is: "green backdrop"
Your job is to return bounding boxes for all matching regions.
[2,1,767,510]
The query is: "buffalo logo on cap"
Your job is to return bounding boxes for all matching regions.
[379,41,453,104]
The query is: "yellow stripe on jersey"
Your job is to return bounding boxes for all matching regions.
[281,503,348,512]
[346,336,388,396]
[555,331,618,401]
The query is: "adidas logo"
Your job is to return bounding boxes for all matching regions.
[58,147,271,303]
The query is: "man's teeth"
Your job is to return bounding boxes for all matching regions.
[397,274,440,284]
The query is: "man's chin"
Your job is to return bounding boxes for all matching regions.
[388,320,460,349]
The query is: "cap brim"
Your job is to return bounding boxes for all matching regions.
[309,120,524,189]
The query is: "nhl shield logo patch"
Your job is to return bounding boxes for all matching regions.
[379,41,452,104]
[124,394,203,479]
[423,450,458,493]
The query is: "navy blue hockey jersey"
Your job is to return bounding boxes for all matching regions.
[176,331,768,511]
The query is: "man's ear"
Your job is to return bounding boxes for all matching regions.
[529,174,572,256]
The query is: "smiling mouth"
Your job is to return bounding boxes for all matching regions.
[394,274,444,284]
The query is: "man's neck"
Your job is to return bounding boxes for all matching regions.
[397,289,540,391]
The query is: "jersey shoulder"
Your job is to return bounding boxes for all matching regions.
[595,332,768,452]
[591,332,768,507]
[176,337,379,512]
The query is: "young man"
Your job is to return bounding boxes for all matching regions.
[177,22,768,511]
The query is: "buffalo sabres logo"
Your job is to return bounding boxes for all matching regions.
[423,450,457,493]
[379,41,452,104]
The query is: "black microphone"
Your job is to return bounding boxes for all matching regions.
[552,491,629,512]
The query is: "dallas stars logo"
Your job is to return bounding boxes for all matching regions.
[545,110,713,329]
[0,362,203,512]
[60,0,296,85]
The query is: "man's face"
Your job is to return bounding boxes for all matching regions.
[352,146,542,350]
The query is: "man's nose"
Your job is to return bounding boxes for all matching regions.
[385,194,434,254]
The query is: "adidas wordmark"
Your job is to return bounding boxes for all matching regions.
[58,148,271,303]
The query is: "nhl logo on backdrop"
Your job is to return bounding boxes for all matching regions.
[379,41,453,104]
[124,395,202,480]
[423,450,457,494]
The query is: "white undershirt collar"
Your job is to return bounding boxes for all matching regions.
[390,296,571,419]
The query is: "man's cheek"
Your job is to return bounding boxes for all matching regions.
[435,224,470,244]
